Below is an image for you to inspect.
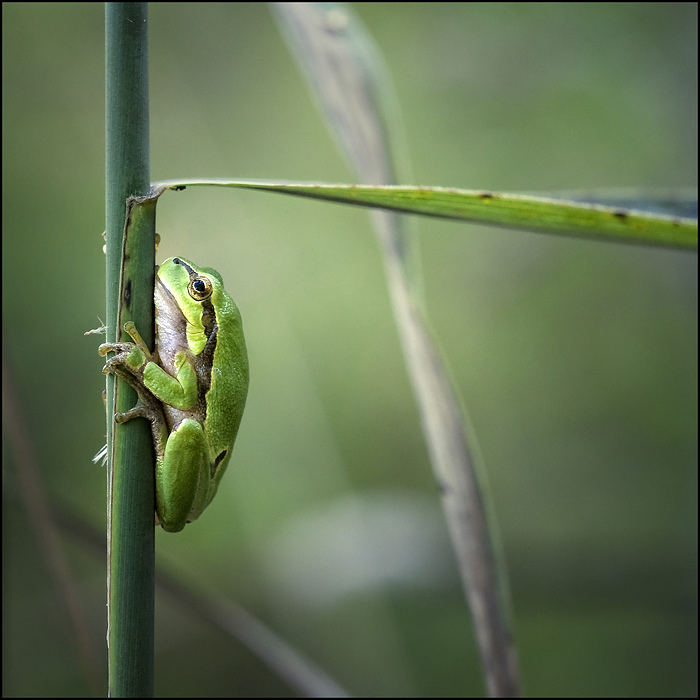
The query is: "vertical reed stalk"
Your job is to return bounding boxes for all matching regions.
[105,3,155,696]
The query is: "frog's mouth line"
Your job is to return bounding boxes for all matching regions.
[155,271,218,398]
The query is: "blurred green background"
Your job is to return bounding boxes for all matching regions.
[3,3,696,697]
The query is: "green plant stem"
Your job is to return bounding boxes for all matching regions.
[105,2,155,696]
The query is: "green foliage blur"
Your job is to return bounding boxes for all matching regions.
[3,3,696,697]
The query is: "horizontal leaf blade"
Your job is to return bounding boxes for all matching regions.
[153,179,698,250]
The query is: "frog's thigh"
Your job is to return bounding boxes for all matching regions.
[156,419,210,533]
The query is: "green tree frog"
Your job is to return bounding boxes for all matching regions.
[99,256,249,533]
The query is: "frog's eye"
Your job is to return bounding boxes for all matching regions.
[188,275,213,302]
